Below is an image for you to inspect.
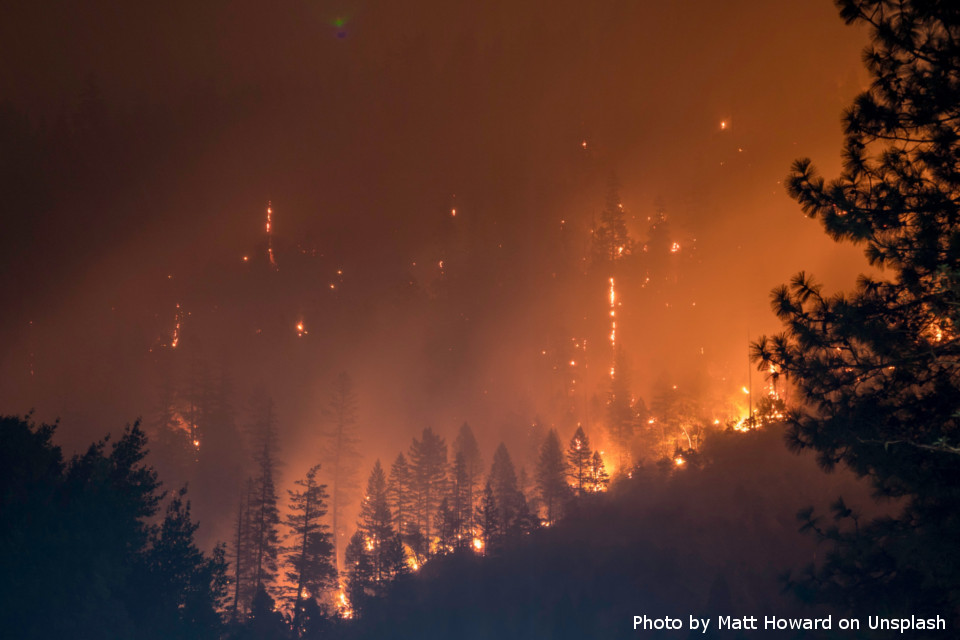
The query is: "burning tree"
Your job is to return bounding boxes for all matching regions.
[408,427,448,556]
[566,426,593,496]
[535,430,570,523]
[753,0,960,622]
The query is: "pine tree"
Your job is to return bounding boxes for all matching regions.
[476,481,500,554]
[535,430,570,524]
[449,451,471,546]
[229,479,257,616]
[453,422,483,536]
[319,372,362,574]
[587,451,609,493]
[246,398,281,598]
[488,443,522,539]
[283,464,335,637]
[357,460,400,585]
[590,175,633,264]
[566,426,593,496]
[408,427,448,554]
[343,531,374,618]
[387,453,414,540]
[752,0,960,622]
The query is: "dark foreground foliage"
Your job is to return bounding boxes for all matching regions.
[755,0,960,627]
[0,415,227,640]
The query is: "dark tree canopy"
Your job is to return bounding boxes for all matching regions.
[754,0,960,622]
[0,415,226,640]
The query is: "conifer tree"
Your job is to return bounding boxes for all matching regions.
[357,460,398,584]
[476,481,500,554]
[453,422,483,534]
[535,430,569,524]
[319,372,362,573]
[387,453,414,540]
[246,398,281,598]
[566,426,593,496]
[408,427,448,554]
[488,443,522,539]
[753,0,960,621]
[587,451,609,493]
[590,176,633,264]
[283,464,335,636]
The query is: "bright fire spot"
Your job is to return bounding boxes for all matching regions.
[720,120,728,130]
[581,140,587,149]
[472,538,483,552]
[451,208,457,217]
[336,590,353,619]
[670,242,681,253]
[265,201,278,269]
[438,260,444,269]
[741,386,750,394]
[242,255,249,262]
[296,321,307,337]
[674,456,686,467]
[569,360,576,366]
[171,303,182,348]
[192,439,200,449]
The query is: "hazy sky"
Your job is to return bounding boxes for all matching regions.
[1,0,876,542]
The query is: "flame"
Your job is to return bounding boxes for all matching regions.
[336,589,353,619]
[266,201,277,269]
[170,303,182,348]
[674,456,686,467]
[472,537,483,552]
[296,320,307,337]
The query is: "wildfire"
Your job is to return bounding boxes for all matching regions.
[266,201,277,269]
[472,537,484,552]
[171,303,182,348]
[296,320,307,337]
[674,456,685,467]
[336,589,353,619]
[608,277,617,377]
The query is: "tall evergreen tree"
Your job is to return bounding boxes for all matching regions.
[453,422,483,535]
[387,453,414,540]
[590,175,633,264]
[476,481,500,554]
[587,451,610,493]
[408,427,448,554]
[283,464,335,637]
[357,460,402,585]
[566,426,593,496]
[449,451,471,546]
[246,398,281,598]
[535,430,570,524]
[753,0,960,623]
[319,372,362,574]
[229,479,257,616]
[488,443,522,539]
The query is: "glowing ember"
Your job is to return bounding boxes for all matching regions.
[670,242,681,253]
[674,456,686,467]
[296,321,307,337]
[472,537,483,552]
[266,201,277,269]
[170,303,182,348]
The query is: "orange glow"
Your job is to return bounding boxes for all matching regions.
[296,320,307,337]
[670,242,681,253]
[472,537,483,552]
[674,456,686,467]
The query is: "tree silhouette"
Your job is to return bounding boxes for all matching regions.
[753,0,960,622]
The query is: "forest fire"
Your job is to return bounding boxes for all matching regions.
[5,0,957,638]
